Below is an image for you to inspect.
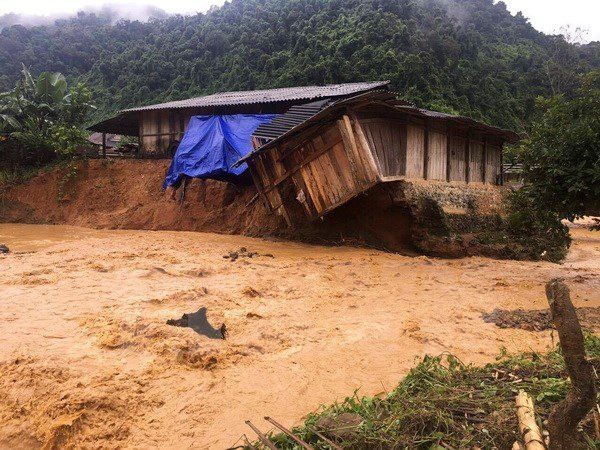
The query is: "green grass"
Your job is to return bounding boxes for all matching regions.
[258,334,599,449]
[0,165,41,187]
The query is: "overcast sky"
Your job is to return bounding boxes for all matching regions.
[0,0,598,42]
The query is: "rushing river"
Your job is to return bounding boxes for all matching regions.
[0,223,106,252]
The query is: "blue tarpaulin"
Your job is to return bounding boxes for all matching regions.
[163,114,277,188]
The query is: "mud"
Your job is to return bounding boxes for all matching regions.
[0,159,283,236]
[0,224,598,448]
[0,160,417,251]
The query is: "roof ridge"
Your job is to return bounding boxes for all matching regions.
[122,81,390,113]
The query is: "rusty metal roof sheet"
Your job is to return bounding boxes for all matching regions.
[123,81,390,112]
[252,98,333,141]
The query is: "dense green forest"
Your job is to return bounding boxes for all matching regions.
[0,0,598,131]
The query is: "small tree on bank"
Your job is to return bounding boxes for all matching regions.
[518,70,600,220]
[504,70,600,262]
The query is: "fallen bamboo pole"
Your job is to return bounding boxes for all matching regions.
[264,417,314,450]
[245,420,278,450]
[515,390,546,450]
[307,427,343,450]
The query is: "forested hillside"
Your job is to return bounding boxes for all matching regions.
[0,0,598,131]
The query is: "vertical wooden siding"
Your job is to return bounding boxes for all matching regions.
[139,110,192,156]
[469,141,484,183]
[486,145,502,184]
[426,131,447,181]
[139,110,159,154]
[360,119,406,177]
[405,125,425,178]
[448,136,467,181]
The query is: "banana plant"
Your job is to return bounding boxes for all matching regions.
[0,65,95,165]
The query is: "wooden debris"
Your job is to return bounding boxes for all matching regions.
[545,279,596,450]
[264,416,314,450]
[306,427,343,450]
[245,420,277,450]
[515,390,546,450]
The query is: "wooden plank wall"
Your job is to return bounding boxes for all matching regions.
[248,117,378,223]
[469,140,484,183]
[360,119,406,177]
[139,110,192,156]
[405,125,425,178]
[140,111,159,154]
[351,114,504,185]
[448,136,467,182]
[427,130,447,181]
[486,145,502,184]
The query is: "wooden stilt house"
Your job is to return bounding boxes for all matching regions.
[241,91,518,226]
[88,82,390,157]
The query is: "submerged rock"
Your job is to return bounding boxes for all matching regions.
[0,244,9,254]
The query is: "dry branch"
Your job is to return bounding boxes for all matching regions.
[545,279,596,450]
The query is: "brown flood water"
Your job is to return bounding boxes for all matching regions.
[0,224,598,449]
[0,223,111,252]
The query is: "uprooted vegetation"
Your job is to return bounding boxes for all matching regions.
[256,334,600,449]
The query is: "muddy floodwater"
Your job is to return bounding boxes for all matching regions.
[0,223,111,252]
[0,224,599,449]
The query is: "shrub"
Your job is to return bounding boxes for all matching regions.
[505,189,571,262]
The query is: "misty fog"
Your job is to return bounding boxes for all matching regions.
[0,3,172,28]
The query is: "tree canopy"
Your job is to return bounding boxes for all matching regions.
[0,0,597,130]
[518,70,600,219]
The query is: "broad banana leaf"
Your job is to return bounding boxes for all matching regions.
[0,114,20,129]
[35,72,67,105]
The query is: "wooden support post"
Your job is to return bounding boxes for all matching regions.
[499,148,504,185]
[465,136,470,183]
[101,132,107,158]
[423,122,429,180]
[446,129,451,182]
[482,139,487,184]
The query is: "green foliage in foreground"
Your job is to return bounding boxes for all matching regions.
[262,334,599,449]
[0,66,94,167]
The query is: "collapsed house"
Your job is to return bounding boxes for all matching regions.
[241,91,518,227]
[89,82,519,250]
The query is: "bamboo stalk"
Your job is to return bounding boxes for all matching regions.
[515,390,546,450]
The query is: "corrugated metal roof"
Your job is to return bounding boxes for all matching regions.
[252,98,333,141]
[238,92,519,165]
[123,81,389,112]
[396,106,520,141]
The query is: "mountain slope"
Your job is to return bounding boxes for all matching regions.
[0,0,598,131]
